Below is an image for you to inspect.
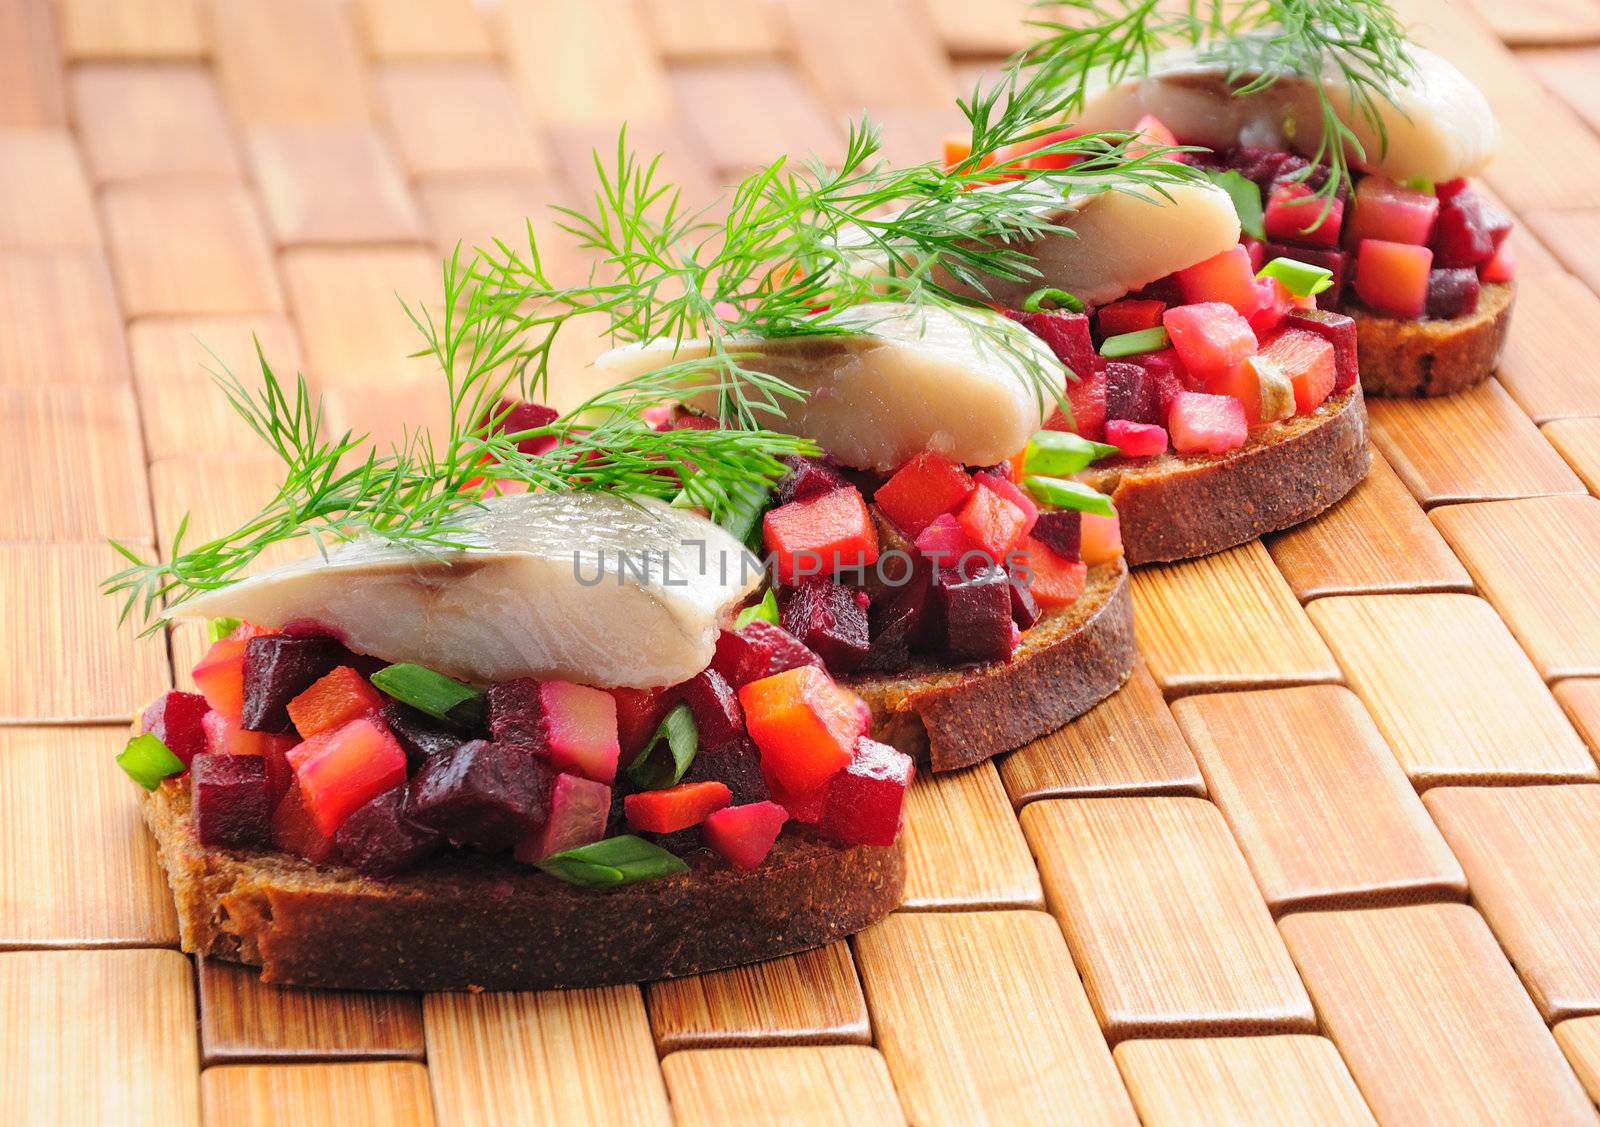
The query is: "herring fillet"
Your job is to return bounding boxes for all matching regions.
[1077,43,1500,184]
[176,492,763,689]
[597,303,1054,473]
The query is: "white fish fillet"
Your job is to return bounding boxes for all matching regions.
[929,178,1242,307]
[177,492,762,689]
[1077,42,1499,183]
[597,302,1055,473]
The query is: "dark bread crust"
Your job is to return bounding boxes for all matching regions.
[846,561,1135,772]
[143,782,904,992]
[1350,281,1515,397]
[1079,385,1370,565]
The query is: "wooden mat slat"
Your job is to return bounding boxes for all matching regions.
[661,1046,906,1127]
[0,251,130,386]
[898,762,1044,910]
[71,65,243,183]
[378,64,555,178]
[0,0,68,127]
[200,1062,435,1127]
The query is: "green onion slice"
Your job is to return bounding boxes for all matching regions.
[733,588,779,630]
[370,663,484,725]
[1021,287,1085,313]
[1401,174,1435,195]
[538,835,690,888]
[1202,169,1265,240]
[1024,475,1117,517]
[205,617,242,644]
[627,703,699,790]
[1099,327,1169,359]
[1025,430,1120,476]
[117,733,186,791]
[1257,256,1334,298]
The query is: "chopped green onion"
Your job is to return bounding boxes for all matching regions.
[1025,430,1120,476]
[370,663,483,725]
[205,616,241,643]
[1202,169,1265,240]
[1402,174,1435,195]
[1023,475,1117,517]
[1021,287,1085,313]
[1099,327,1169,358]
[117,733,186,791]
[627,703,699,790]
[1257,256,1334,298]
[537,835,690,888]
[733,588,778,630]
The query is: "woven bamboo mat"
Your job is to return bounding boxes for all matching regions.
[6,0,1600,1123]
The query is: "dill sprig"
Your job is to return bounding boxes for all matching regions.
[1015,0,1416,206]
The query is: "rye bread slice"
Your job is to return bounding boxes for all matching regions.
[1350,280,1515,397]
[1078,385,1370,565]
[142,781,904,992]
[846,560,1135,772]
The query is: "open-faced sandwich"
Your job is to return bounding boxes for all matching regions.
[1034,0,1513,397]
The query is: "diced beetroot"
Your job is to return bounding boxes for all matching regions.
[1003,309,1095,380]
[191,623,273,720]
[913,512,979,566]
[287,666,382,738]
[1243,276,1293,336]
[936,563,1016,663]
[1031,510,1082,562]
[778,578,871,674]
[1242,236,1267,273]
[270,781,340,864]
[1481,237,1515,283]
[1227,145,1295,192]
[817,738,914,848]
[1163,303,1257,383]
[1436,177,1470,201]
[738,665,869,796]
[201,710,296,805]
[240,635,344,732]
[1355,239,1432,318]
[973,472,1038,538]
[703,801,789,871]
[1052,367,1107,440]
[1264,180,1342,248]
[955,480,1029,558]
[1426,267,1481,320]
[861,558,937,675]
[775,455,850,505]
[486,677,544,745]
[514,772,610,863]
[1008,566,1041,629]
[1015,535,1089,607]
[624,780,732,834]
[334,785,440,876]
[1346,175,1439,247]
[285,716,408,837]
[1263,243,1349,310]
[1285,309,1359,391]
[1097,299,1167,337]
[711,621,824,688]
[538,680,621,783]
[681,667,747,749]
[873,452,975,538]
[1259,328,1336,413]
[761,764,829,822]
[609,686,676,757]
[482,398,558,456]
[681,736,770,805]
[139,691,210,766]
[763,486,879,584]
[407,739,553,853]
[1176,245,1257,313]
[1104,360,1162,425]
[380,701,464,767]
[1432,192,1511,268]
[1106,419,1169,457]
[191,752,273,849]
[1168,391,1248,455]
[1080,513,1123,566]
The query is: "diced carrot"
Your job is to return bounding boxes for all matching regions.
[739,666,868,796]
[1014,535,1089,607]
[287,666,383,738]
[763,486,879,583]
[624,781,732,834]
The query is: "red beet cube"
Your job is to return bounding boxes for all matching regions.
[333,785,440,877]
[482,398,558,455]
[1432,192,1511,268]
[779,578,871,675]
[712,620,824,688]
[624,780,732,834]
[191,623,272,721]
[407,739,553,854]
[1138,349,1189,408]
[240,634,344,732]
[861,557,937,675]
[776,455,850,505]
[874,452,975,539]
[1264,180,1343,248]
[286,716,408,837]
[609,685,676,758]
[201,710,296,806]
[1031,510,1082,562]
[286,666,382,738]
[1425,267,1481,320]
[380,701,465,768]
[140,691,210,766]
[1003,308,1094,379]
[515,772,611,863]
[537,681,622,783]
[936,565,1016,663]
[1097,299,1167,337]
[1226,146,1294,192]
[191,753,273,850]
[818,738,914,847]
[681,668,747,749]
[703,801,789,871]
[270,781,340,864]
[763,486,880,584]
[1057,367,1108,440]
[1284,309,1359,392]
[1008,568,1042,629]
[487,677,545,744]
[681,736,771,805]
[1263,243,1349,310]
[1104,360,1162,425]
[955,481,1030,559]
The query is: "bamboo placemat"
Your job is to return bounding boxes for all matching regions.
[5,0,1600,1123]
